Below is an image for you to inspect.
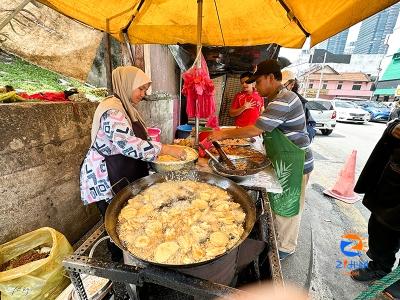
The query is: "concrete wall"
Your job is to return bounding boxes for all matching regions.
[137,45,180,143]
[0,102,100,245]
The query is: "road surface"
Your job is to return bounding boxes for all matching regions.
[279,121,397,300]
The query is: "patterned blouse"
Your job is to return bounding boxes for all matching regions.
[80,109,161,205]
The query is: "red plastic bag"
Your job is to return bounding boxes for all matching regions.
[182,55,216,118]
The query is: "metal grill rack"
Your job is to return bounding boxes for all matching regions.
[63,186,282,300]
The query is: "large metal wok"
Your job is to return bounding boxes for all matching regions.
[105,170,256,269]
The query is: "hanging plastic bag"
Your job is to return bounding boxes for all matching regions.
[0,227,73,300]
[182,53,216,118]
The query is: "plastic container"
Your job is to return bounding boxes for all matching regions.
[147,127,161,142]
[176,124,193,139]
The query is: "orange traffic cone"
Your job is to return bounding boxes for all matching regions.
[323,150,361,204]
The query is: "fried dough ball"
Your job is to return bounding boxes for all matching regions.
[206,246,226,257]
[165,228,177,241]
[190,225,208,243]
[154,241,179,263]
[192,245,206,261]
[134,235,150,248]
[119,206,137,221]
[192,199,209,210]
[137,204,154,217]
[232,209,246,223]
[209,231,229,247]
[177,235,191,253]
[145,220,163,236]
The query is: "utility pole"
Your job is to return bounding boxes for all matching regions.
[316,52,327,99]
[303,49,315,98]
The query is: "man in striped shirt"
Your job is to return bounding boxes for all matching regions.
[209,59,313,260]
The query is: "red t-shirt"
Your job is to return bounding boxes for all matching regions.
[231,91,264,127]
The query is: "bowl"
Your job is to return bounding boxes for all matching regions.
[151,146,198,172]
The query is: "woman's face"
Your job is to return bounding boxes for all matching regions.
[131,83,150,105]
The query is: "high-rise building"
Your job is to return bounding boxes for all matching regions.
[316,29,349,54]
[354,3,400,54]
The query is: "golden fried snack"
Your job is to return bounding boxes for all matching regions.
[134,235,150,248]
[210,232,229,247]
[206,246,226,257]
[192,199,209,210]
[154,242,179,263]
[117,180,246,265]
[145,220,163,236]
[119,206,137,221]
[192,245,206,261]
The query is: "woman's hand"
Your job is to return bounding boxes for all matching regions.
[160,145,187,160]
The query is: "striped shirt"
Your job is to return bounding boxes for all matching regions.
[255,88,314,174]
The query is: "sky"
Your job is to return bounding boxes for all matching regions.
[279,13,400,63]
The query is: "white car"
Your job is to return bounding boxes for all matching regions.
[306,99,336,135]
[331,100,370,124]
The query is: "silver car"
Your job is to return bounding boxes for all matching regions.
[306,99,337,136]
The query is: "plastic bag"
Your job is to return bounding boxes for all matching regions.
[182,54,216,118]
[0,227,73,300]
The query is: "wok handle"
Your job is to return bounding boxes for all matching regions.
[111,177,130,196]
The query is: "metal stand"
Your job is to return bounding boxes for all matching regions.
[64,187,283,300]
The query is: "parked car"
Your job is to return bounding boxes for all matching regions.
[306,99,336,135]
[382,101,395,111]
[331,100,370,124]
[354,100,390,122]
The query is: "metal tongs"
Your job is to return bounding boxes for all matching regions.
[212,141,237,170]
[199,142,222,166]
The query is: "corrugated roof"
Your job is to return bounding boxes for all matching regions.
[380,49,400,81]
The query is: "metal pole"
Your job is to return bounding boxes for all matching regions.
[371,54,385,100]
[0,0,32,31]
[195,0,203,146]
[104,32,113,95]
[316,52,327,98]
[122,32,135,66]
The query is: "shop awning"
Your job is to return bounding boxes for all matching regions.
[38,0,399,48]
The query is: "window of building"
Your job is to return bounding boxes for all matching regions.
[322,81,328,89]
[337,81,343,90]
[352,84,362,90]
[308,83,313,89]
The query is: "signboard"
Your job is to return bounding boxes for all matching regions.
[395,85,400,96]
[310,49,352,64]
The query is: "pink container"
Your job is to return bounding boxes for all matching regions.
[147,127,161,142]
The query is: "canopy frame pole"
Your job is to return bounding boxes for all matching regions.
[0,0,33,31]
[123,32,135,66]
[195,0,203,146]
[104,31,113,95]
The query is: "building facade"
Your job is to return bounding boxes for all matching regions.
[316,29,349,55]
[354,3,400,54]
[374,48,400,101]
[300,66,374,100]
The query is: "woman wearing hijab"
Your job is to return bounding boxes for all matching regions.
[80,67,185,259]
